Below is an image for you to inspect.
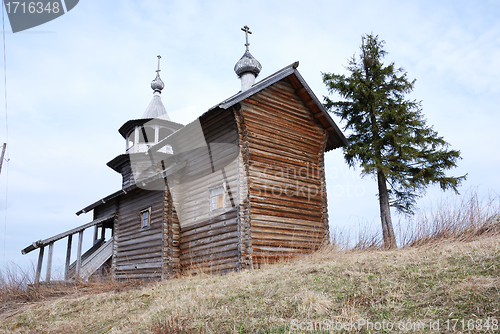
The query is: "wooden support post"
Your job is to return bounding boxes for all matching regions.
[100,225,105,241]
[64,234,73,281]
[93,225,98,244]
[35,246,44,284]
[45,242,54,282]
[75,230,83,280]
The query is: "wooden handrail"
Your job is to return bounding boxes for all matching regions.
[21,214,115,255]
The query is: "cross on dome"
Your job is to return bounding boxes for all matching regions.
[241,25,252,51]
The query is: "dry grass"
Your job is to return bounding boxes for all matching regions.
[0,190,499,333]
[398,189,500,247]
[0,236,498,333]
[331,189,500,250]
[0,265,145,322]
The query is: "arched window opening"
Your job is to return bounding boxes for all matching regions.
[138,126,156,144]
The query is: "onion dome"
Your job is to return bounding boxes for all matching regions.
[151,72,165,93]
[142,56,170,120]
[234,50,262,77]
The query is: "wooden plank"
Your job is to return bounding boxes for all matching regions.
[180,231,239,250]
[245,94,322,134]
[116,261,162,271]
[35,246,44,284]
[244,108,322,140]
[180,208,238,233]
[116,245,162,261]
[75,231,83,280]
[45,242,54,282]
[64,234,72,281]
[21,214,115,254]
[180,237,239,258]
[180,249,239,266]
[180,224,238,244]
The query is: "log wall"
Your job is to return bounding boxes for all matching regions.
[233,105,253,270]
[112,188,165,280]
[179,207,239,274]
[169,108,240,229]
[240,78,329,265]
[168,108,242,273]
[162,186,180,278]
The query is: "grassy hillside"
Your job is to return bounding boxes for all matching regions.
[1,235,499,333]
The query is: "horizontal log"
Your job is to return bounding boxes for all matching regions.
[247,138,318,164]
[251,224,323,237]
[244,96,322,138]
[243,117,321,149]
[251,231,323,243]
[180,225,238,244]
[117,222,163,239]
[180,208,238,233]
[114,273,162,280]
[251,220,323,233]
[248,184,322,204]
[255,88,316,122]
[180,260,237,271]
[116,233,162,247]
[251,213,320,226]
[250,201,322,217]
[21,214,115,255]
[180,231,239,250]
[243,111,322,142]
[115,242,163,254]
[116,261,162,271]
[180,241,239,262]
[180,249,239,266]
[252,239,322,249]
[114,251,163,263]
[247,129,318,155]
[182,260,239,274]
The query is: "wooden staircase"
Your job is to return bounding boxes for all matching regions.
[69,238,113,281]
[21,214,115,284]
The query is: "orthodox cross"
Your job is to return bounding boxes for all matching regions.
[156,55,161,74]
[241,25,252,51]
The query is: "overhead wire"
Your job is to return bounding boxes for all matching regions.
[1,0,9,260]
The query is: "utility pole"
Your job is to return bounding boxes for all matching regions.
[0,143,6,176]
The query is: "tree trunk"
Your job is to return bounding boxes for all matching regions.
[377,169,396,249]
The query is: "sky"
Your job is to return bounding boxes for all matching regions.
[0,0,499,277]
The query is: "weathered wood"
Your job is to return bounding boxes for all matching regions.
[180,222,238,244]
[64,234,72,281]
[45,242,54,282]
[35,246,44,284]
[75,231,83,280]
[239,78,329,263]
[180,249,239,266]
[116,260,162,271]
[180,231,239,250]
[21,214,114,254]
[112,188,165,279]
[69,239,113,281]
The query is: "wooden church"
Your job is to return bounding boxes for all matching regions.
[22,27,347,282]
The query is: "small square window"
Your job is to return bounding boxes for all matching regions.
[210,186,224,211]
[140,207,151,228]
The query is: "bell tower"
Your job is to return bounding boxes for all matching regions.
[107,56,184,188]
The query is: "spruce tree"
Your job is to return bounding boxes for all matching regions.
[322,34,466,248]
